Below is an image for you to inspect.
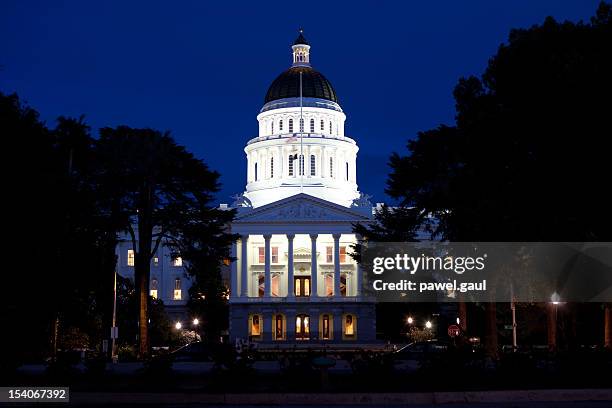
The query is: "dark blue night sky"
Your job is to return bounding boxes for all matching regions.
[1,1,599,204]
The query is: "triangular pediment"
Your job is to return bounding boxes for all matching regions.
[234,193,372,224]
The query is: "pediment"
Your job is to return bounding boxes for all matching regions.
[234,193,371,224]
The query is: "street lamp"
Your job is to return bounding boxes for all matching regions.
[193,318,199,326]
[175,321,182,330]
[407,316,414,325]
[425,320,432,329]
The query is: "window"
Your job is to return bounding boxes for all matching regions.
[344,314,356,337]
[173,278,182,300]
[173,256,183,267]
[153,256,159,266]
[325,274,333,296]
[258,247,265,264]
[271,246,278,263]
[326,246,333,263]
[279,119,283,131]
[294,276,311,297]
[310,154,316,176]
[299,154,304,175]
[258,274,265,297]
[288,119,293,133]
[271,121,274,134]
[329,121,332,134]
[288,154,295,176]
[272,274,280,297]
[254,162,258,181]
[127,249,135,266]
[321,314,331,340]
[310,118,315,133]
[150,279,158,299]
[270,156,274,178]
[299,118,304,132]
[346,162,349,181]
[341,274,347,297]
[296,314,310,340]
[329,157,334,177]
[339,246,347,263]
[250,314,261,337]
[320,119,324,130]
[274,314,285,340]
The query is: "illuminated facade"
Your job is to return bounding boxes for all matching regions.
[229,31,377,347]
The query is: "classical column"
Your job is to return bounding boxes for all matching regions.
[230,239,238,299]
[240,235,249,297]
[287,234,295,299]
[355,234,362,297]
[333,234,341,297]
[264,234,272,297]
[310,234,318,297]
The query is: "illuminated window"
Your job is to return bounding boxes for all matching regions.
[173,256,183,267]
[326,246,333,263]
[173,278,182,300]
[127,249,135,266]
[272,274,280,297]
[279,119,283,131]
[341,274,347,296]
[289,118,293,133]
[294,276,310,297]
[329,157,334,177]
[258,247,265,264]
[321,314,331,340]
[223,257,230,266]
[270,156,274,178]
[310,118,315,133]
[325,274,333,296]
[344,314,355,337]
[339,246,347,263]
[320,119,324,130]
[150,278,158,299]
[271,246,278,263]
[258,274,265,297]
[274,314,285,340]
[250,314,261,337]
[153,256,159,266]
[310,154,316,176]
[296,314,310,340]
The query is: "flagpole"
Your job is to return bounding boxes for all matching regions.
[299,71,303,193]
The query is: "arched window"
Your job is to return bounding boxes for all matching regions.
[344,314,356,337]
[310,118,315,133]
[320,119,325,131]
[299,154,304,175]
[288,154,296,176]
[310,154,316,176]
[299,118,304,132]
[274,314,285,340]
[279,119,283,131]
[250,314,262,337]
[321,314,331,340]
[329,157,334,178]
[288,119,294,133]
[346,162,349,181]
[296,314,310,340]
[254,162,258,181]
[270,156,274,178]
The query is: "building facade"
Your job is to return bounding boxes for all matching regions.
[229,32,377,347]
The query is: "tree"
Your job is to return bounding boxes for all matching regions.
[95,126,225,358]
[383,3,612,357]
